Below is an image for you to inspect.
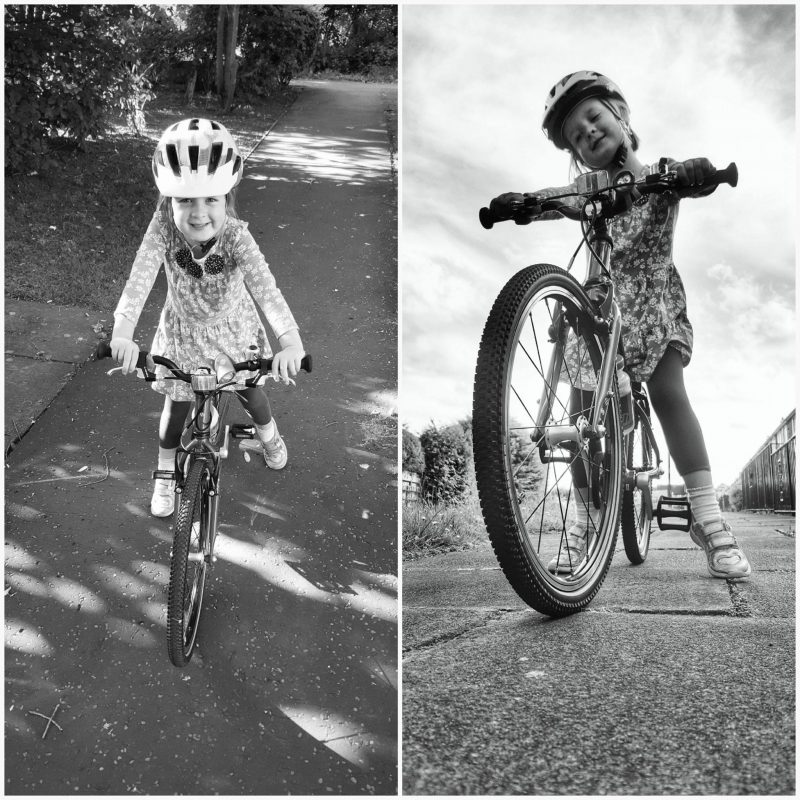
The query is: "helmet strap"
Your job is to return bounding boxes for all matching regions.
[613,143,628,168]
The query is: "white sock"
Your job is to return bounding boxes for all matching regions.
[686,483,722,527]
[255,419,276,444]
[157,446,178,473]
[572,486,599,532]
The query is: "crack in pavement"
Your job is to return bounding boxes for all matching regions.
[406,587,754,654]
[403,608,521,654]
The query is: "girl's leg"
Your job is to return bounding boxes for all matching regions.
[646,347,710,479]
[236,386,287,469]
[235,386,273,427]
[159,396,193,451]
[647,347,750,577]
[152,396,192,517]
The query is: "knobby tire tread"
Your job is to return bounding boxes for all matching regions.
[167,458,208,667]
[473,264,622,617]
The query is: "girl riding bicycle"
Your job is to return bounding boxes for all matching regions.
[110,118,305,518]
[489,71,750,579]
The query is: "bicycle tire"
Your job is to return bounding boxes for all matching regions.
[621,404,657,564]
[167,458,211,667]
[473,264,624,617]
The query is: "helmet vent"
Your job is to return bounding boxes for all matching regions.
[188,144,199,171]
[188,119,200,131]
[208,142,223,174]
[165,144,182,177]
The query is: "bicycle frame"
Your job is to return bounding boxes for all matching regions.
[175,382,232,566]
[532,214,621,445]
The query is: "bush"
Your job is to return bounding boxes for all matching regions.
[419,422,473,505]
[402,428,425,476]
[4,6,155,171]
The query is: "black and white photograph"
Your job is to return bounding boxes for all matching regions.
[5,4,397,794]
[401,4,795,795]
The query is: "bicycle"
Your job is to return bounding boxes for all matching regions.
[474,159,737,617]
[97,341,312,666]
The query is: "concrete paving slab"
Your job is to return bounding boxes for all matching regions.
[403,613,795,795]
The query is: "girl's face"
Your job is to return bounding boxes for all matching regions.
[562,98,624,170]
[171,196,226,245]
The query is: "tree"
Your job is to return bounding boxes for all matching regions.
[508,427,545,499]
[419,423,473,505]
[4,5,155,170]
[314,5,397,77]
[236,6,319,92]
[216,5,240,112]
[402,428,425,476]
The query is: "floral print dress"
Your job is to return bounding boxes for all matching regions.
[534,166,693,386]
[114,207,298,401]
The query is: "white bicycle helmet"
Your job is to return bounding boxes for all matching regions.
[542,71,628,151]
[152,118,243,197]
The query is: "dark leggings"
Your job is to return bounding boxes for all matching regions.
[570,346,710,488]
[159,386,272,449]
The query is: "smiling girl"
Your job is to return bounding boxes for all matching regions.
[489,71,750,580]
[111,118,304,517]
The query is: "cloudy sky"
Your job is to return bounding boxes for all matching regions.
[400,3,796,486]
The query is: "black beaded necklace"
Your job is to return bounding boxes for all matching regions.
[174,236,225,278]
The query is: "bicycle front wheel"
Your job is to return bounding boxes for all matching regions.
[473,264,624,617]
[621,402,657,564]
[167,458,212,667]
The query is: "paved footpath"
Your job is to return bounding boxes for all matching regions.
[5,80,398,795]
[403,513,795,795]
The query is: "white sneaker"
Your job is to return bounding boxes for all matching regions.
[547,525,588,574]
[151,478,175,517]
[262,423,288,470]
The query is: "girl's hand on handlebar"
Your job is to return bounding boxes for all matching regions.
[110,337,140,375]
[489,192,525,221]
[271,345,304,383]
[674,158,717,195]
[489,192,541,225]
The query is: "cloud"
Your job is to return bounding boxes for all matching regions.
[401,4,796,479]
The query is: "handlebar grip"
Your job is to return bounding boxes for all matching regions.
[96,341,151,370]
[479,207,495,230]
[260,354,313,373]
[712,162,738,188]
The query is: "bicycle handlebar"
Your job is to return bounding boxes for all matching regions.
[96,341,313,381]
[479,162,738,230]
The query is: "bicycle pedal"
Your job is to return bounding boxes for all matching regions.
[656,495,692,532]
[152,469,177,480]
[229,424,256,439]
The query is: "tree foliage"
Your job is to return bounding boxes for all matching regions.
[315,5,397,76]
[419,422,473,505]
[4,5,155,170]
[508,427,545,499]
[237,6,319,93]
[5,4,397,171]
[402,428,425,476]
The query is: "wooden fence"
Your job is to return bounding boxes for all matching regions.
[402,470,421,502]
[737,410,796,512]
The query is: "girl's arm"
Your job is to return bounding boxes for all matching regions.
[233,223,304,381]
[489,182,578,224]
[112,212,167,373]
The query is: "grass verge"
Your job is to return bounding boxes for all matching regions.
[402,492,488,561]
[4,88,297,312]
